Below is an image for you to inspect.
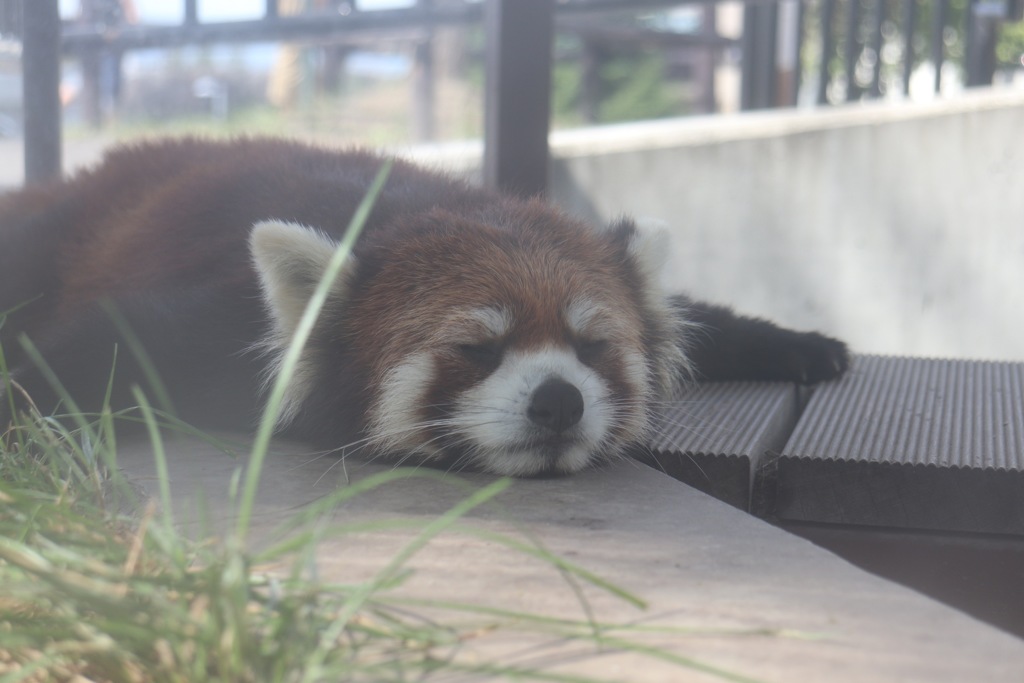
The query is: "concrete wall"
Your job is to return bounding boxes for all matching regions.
[547,89,1024,362]
[19,87,1024,362]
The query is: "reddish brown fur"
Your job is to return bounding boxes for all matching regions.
[1,138,667,453]
[1,138,494,323]
[345,203,648,383]
[1,136,849,474]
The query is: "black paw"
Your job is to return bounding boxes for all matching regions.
[778,332,849,384]
[673,298,851,385]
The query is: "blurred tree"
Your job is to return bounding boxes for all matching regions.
[996,20,1024,67]
[551,40,681,126]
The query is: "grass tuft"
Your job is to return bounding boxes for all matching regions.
[6,403,770,683]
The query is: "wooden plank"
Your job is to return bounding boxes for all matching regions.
[110,432,1024,681]
[770,355,1024,535]
[637,381,803,510]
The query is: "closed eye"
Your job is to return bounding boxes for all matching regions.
[458,342,503,367]
[576,339,609,364]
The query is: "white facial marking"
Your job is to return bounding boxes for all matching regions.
[453,346,612,476]
[368,352,436,453]
[620,348,651,403]
[465,306,512,338]
[565,297,607,338]
[567,297,651,400]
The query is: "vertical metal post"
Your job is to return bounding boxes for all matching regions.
[775,0,802,107]
[965,0,998,87]
[22,0,62,184]
[740,2,778,110]
[696,4,717,113]
[79,49,103,128]
[580,38,603,124]
[901,0,917,96]
[963,0,976,83]
[843,0,861,101]
[412,0,435,141]
[266,0,280,20]
[792,0,805,104]
[79,0,104,128]
[868,0,885,97]
[931,0,949,94]
[185,0,198,26]
[818,0,836,104]
[483,0,553,198]
[412,38,435,140]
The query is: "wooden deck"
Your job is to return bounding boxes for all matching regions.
[646,354,1024,638]
[94,354,1024,679]
[112,433,1024,682]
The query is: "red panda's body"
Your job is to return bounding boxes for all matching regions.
[1,137,848,476]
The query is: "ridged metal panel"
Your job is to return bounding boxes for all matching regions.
[774,355,1024,535]
[784,355,1024,471]
[650,381,801,457]
[641,381,801,509]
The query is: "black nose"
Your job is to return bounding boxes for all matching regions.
[527,378,584,433]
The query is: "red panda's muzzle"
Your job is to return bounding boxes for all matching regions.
[526,378,585,434]
[362,342,649,478]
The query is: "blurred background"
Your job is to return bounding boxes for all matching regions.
[1,0,1023,362]
[0,0,1015,143]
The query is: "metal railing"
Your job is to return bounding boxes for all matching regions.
[743,0,1024,110]
[6,0,1022,189]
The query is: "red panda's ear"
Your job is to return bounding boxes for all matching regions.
[604,217,672,287]
[627,217,671,284]
[249,220,355,339]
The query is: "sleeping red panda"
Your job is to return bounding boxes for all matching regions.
[0,137,848,476]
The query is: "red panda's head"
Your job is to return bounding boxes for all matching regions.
[250,205,691,476]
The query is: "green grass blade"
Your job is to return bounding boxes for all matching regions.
[15,336,100,443]
[300,476,512,682]
[102,301,176,418]
[236,159,393,545]
[131,387,174,534]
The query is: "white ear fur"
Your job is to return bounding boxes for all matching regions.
[623,217,694,396]
[249,219,350,339]
[628,217,672,284]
